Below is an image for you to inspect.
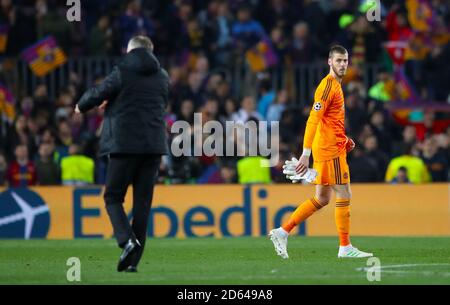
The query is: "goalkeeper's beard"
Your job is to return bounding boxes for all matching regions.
[332,65,346,78]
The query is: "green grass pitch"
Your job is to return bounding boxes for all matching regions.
[1,237,450,284]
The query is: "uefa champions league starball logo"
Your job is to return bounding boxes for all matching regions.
[0,189,50,239]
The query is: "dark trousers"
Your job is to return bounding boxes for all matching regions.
[104,154,161,266]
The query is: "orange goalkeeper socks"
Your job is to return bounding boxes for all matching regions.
[282,197,326,233]
[335,198,351,246]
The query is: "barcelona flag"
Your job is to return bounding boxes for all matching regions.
[0,24,8,53]
[0,84,15,123]
[384,41,419,102]
[21,36,67,77]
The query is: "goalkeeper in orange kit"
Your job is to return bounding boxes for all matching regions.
[270,45,373,259]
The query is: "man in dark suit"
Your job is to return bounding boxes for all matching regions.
[75,36,169,272]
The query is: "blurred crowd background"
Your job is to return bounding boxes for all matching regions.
[0,0,449,187]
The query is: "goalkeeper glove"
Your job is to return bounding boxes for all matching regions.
[282,158,318,183]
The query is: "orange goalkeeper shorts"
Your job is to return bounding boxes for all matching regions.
[312,153,350,185]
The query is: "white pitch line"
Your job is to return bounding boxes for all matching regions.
[356,263,450,277]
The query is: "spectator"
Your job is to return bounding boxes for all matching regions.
[392,125,418,157]
[237,156,271,184]
[423,41,450,101]
[289,22,313,64]
[345,90,367,135]
[386,5,412,42]
[27,117,40,156]
[369,110,392,155]
[231,96,263,124]
[270,26,289,66]
[217,160,237,183]
[363,135,389,182]
[279,108,304,145]
[5,114,34,160]
[88,15,113,56]
[0,117,9,153]
[368,69,394,103]
[36,0,72,52]
[413,111,449,142]
[232,4,266,54]
[60,143,94,186]
[33,84,53,117]
[36,142,61,185]
[257,79,276,119]
[435,129,450,170]
[167,1,194,60]
[215,80,232,105]
[168,66,188,114]
[301,0,327,44]
[266,89,289,123]
[207,0,233,67]
[385,144,431,184]
[219,98,237,122]
[0,0,36,55]
[257,0,294,33]
[6,144,37,187]
[198,0,220,29]
[348,146,380,183]
[390,166,412,184]
[202,97,220,122]
[195,56,211,90]
[183,72,206,109]
[186,17,206,53]
[420,136,448,182]
[55,120,73,162]
[19,96,34,118]
[168,155,202,184]
[177,99,195,126]
[117,0,154,53]
[0,151,7,185]
[205,73,223,96]
[198,159,237,184]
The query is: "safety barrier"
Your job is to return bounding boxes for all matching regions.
[10,58,381,106]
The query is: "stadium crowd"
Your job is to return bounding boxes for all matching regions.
[0,0,449,186]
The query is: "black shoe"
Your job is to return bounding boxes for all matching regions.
[117,239,141,272]
[124,266,138,273]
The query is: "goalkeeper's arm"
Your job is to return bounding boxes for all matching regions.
[296,110,321,174]
[296,80,329,174]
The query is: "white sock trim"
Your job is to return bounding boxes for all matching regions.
[278,227,289,238]
[339,244,353,251]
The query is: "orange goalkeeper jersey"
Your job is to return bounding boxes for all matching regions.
[303,74,348,162]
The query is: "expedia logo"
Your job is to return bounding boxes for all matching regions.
[0,189,50,239]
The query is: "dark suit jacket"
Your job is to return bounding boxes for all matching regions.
[78,48,170,156]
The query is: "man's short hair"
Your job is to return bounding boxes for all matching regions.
[127,36,154,52]
[398,166,408,173]
[329,45,348,58]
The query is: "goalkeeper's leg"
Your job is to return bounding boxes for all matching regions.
[332,183,373,258]
[269,185,331,259]
[282,185,331,232]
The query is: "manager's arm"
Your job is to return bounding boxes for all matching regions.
[76,66,121,113]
